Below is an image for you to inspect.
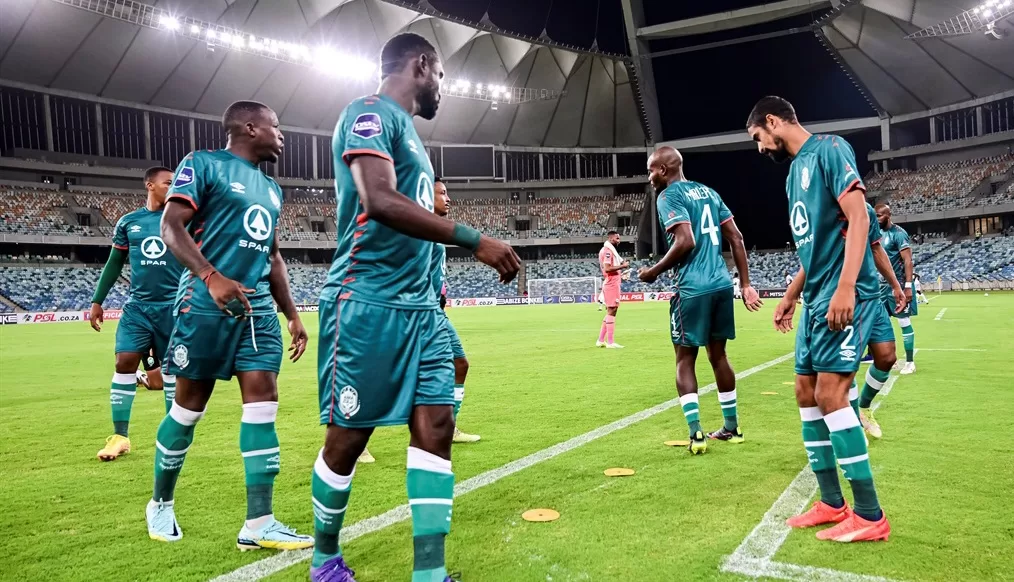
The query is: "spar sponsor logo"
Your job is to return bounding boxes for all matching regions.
[619,292,644,302]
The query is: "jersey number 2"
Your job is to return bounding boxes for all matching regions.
[701,205,720,246]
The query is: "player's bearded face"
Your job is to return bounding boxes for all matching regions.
[750,126,789,164]
[417,55,443,120]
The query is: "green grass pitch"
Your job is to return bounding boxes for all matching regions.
[1,293,1012,581]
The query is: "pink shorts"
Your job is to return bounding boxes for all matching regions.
[603,284,621,307]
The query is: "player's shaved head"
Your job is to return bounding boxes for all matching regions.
[647,146,684,194]
[222,100,272,136]
[379,32,444,120]
[875,203,892,228]
[222,100,283,164]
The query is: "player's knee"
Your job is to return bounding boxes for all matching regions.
[875,349,897,371]
[813,380,848,414]
[454,357,469,378]
[114,352,139,374]
[706,348,727,368]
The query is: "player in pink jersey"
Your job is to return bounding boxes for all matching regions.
[596,230,629,348]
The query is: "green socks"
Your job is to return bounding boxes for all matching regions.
[110,372,137,437]
[800,406,844,508]
[860,366,890,408]
[407,446,454,582]
[163,374,176,414]
[823,407,882,521]
[849,380,860,417]
[679,393,702,435]
[240,402,280,521]
[152,402,203,503]
[901,322,915,362]
[311,452,353,568]
[717,389,738,431]
[453,383,464,421]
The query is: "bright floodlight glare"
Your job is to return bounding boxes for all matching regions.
[159,15,179,30]
[983,8,993,16]
[231,34,245,48]
[190,24,200,34]
[219,32,231,43]
[206,29,216,39]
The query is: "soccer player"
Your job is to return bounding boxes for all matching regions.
[90,167,183,461]
[751,96,890,542]
[596,230,629,348]
[145,101,313,551]
[639,146,763,454]
[733,272,742,300]
[876,203,917,374]
[433,178,481,444]
[856,203,907,438]
[310,33,520,582]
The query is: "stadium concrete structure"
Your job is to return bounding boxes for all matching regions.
[1,0,1014,314]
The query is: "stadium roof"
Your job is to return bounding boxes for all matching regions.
[819,0,1014,116]
[0,0,647,147]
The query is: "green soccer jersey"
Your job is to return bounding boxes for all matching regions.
[322,94,438,310]
[166,149,282,315]
[879,223,911,289]
[861,202,882,277]
[656,181,734,297]
[111,208,184,304]
[430,242,447,299]
[786,135,880,309]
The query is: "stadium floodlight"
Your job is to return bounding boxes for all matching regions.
[49,0,378,78]
[441,78,564,104]
[158,15,179,31]
[906,0,1013,38]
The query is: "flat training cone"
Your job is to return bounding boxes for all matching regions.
[664,440,691,447]
[761,391,779,395]
[603,468,635,477]
[522,509,560,522]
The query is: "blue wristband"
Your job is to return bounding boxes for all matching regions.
[451,223,482,251]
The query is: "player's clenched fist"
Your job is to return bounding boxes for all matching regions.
[474,235,521,283]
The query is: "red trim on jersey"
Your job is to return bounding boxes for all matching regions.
[342,149,393,166]
[871,238,882,246]
[836,178,864,202]
[112,244,128,250]
[328,297,342,425]
[720,216,734,225]
[167,193,198,211]
[356,212,368,226]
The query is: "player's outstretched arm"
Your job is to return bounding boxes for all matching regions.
[900,247,914,301]
[829,189,869,330]
[89,247,127,331]
[638,222,693,283]
[872,243,906,313]
[161,200,254,317]
[349,154,520,282]
[267,240,307,362]
[721,218,762,311]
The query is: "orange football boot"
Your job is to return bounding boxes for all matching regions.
[816,511,891,542]
[786,500,851,528]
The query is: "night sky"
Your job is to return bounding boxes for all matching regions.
[422,0,881,248]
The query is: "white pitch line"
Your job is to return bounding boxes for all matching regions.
[934,308,947,320]
[212,352,795,582]
[722,352,913,582]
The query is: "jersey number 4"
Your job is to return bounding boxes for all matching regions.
[700,205,720,246]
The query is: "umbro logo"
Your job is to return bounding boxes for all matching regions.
[231,182,246,194]
[129,225,141,233]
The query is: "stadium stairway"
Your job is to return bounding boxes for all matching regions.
[0,292,24,312]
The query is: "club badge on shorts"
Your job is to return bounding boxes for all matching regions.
[172,345,189,369]
[338,385,360,419]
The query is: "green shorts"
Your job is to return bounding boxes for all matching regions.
[164,311,283,380]
[868,300,896,345]
[795,298,879,375]
[882,282,918,318]
[317,298,454,428]
[444,314,466,360]
[669,288,736,347]
[115,301,174,366]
